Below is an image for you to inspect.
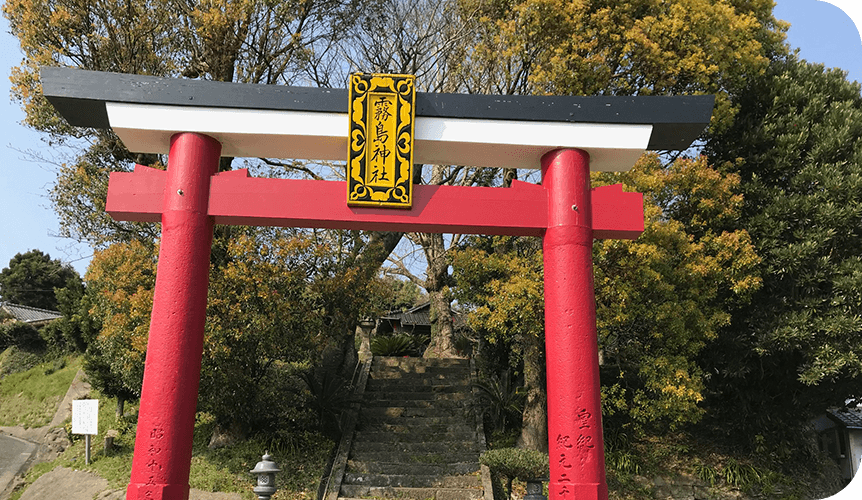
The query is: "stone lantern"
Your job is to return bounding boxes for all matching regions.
[523,480,547,500]
[357,318,376,361]
[250,452,281,500]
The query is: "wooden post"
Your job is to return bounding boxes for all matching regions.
[126,133,221,500]
[542,149,608,500]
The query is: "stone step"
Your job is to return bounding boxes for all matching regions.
[362,391,470,401]
[365,380,471,392]
[334,356,485,500]
[349,450,481,465]
[347,460,480,476]
[359,414,475,427]
[373,357,471,369]
[356,421,475,434]
[361,406,474,419]
[371,366,470,379]
[353,430,477,444]
[339,485,483,499]
[342,472,481,489]
[351,440,482,454]
[368,370,470,385]
[361,398,471,409]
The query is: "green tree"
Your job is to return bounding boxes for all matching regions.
[0,249,81,311]
[38,274,87,353]
[201,227,386,435]
[3,0,367,248]
[593,155,760,431]
[452,235,546,449]
[82,227,389,433]
[703,55,862,458]
[417,0,787,358]
[82,240,158,416]
[453,154,760,443]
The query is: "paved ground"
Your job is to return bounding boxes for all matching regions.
[17,467,242,500]
[0,434,36,499]
[0,369,243,500]
[0,368,88,499]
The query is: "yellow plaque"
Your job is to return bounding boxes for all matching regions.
[347,73,416,208]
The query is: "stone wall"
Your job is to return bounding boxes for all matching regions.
[652,474,743,500]
[649,464,845,500]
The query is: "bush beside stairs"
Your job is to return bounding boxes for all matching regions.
[335,356,490,500]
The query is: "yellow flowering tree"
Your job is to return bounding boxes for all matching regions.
[457,0,786,131]
[453,154,761,440]
[83,227,388,433]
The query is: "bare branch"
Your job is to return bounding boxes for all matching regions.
[259,158,324,180]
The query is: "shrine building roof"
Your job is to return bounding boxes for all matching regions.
[41,67,714,172]
[1,302,63,325]
[828,408,862,430]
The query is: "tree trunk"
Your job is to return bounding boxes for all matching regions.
[422,232,457,358]
[323,230,405,373]
[116,397,125,419]
[517,332,548,452]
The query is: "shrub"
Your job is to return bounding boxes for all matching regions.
[480,447,548,499]
[38,318,85,353]
[474,370,525,433]
[0,322,44,351]
[371,334,415,356]
[481,447,549,480]
[300,367,354,439]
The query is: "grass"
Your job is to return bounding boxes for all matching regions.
[0,350,82,428]
[598,431,819,500]
[10,393,333,500]
[1,348,333,500]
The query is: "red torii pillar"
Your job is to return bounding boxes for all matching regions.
[109,138,640,500]
[543,149,606,499]
[125,133,221,500]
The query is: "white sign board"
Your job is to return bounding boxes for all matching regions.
[71,399,99,435]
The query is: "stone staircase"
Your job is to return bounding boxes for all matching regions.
[337,356,488,500]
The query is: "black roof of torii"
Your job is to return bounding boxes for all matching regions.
[41,67,715,171]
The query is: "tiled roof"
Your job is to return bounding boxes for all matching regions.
[828,408,862,430]
[381,303,431,326]
[0,302,63,324]
[380,302,466,329]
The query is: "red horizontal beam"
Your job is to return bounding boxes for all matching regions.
[592,183,644,239]
[106,166,642,239]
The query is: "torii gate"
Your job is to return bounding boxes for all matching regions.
[42,67,713,500]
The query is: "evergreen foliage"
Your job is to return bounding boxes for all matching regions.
[0,249,81,311]
[370,333,417,357]
[0,321,43,351]
[80,228,388,435]
[480,448,548,499]
[703,55,862,459]
[453,154,760,436]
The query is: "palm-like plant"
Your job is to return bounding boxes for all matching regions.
[474,370,525,433]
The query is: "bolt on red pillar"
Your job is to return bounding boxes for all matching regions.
[127,133,221,500]
[542,148,608,500]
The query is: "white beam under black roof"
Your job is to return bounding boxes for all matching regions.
[41,67,714,171]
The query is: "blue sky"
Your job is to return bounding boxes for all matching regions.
[1,1,861,277]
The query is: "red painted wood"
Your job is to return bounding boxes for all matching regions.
[111,149,642,500]
[126,133,221,500]
[542,148,608,500]
[591,184,643,239]
[106,167,642,239]
[209,177,547,236]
